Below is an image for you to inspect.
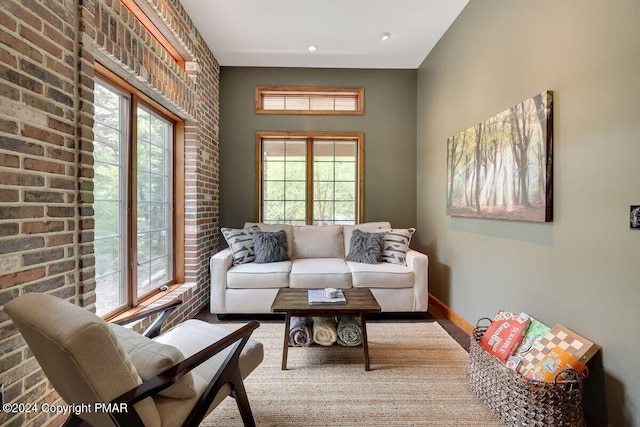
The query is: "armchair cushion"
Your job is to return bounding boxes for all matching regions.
[110,324,197,399]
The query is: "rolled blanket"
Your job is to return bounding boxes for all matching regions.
[289,317,313,347]
[337,317,363,346]
[312,317,337,346]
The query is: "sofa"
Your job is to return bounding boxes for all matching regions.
[210,222,429,314]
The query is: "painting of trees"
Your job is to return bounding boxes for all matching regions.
[446,91,553,222]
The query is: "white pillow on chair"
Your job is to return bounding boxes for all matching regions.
[110,324,197,399]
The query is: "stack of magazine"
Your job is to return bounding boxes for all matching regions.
[308,289,346,304]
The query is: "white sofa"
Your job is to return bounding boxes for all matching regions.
[210,222,429,314]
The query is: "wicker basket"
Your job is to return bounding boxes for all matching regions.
[467,319,586,427]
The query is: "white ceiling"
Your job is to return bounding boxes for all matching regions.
[178,0,469,69]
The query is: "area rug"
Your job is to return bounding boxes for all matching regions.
[201,322,502,426]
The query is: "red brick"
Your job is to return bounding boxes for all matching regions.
[46,147,75,162]
[0,45,17,68]
[48,233,73,247]
[0,267,46,288]
[0,136,44,156]
[0,206,43,220]
[22,0,64,31]
[22,124,65,146]
[0,172,45,187]
[45,56,74,81]
[2,1,41,31]
[22,247,65,266]
[0,227,21,243]
[20,25,62,58]
[49,177,76,190]
[22,275,65,293]
[0,118,18,134]
[24,158,66,174]
[47,117,75,135]
[49,260,75,275]
[0,189,19,202]
[0,152,19,168]
[22,220,65,234]
[23,92,64,117]
[0,28,43,63]
[0,64,43,94]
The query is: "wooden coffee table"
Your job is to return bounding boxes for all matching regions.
[271,288,381,371]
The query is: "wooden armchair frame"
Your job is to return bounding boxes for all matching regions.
[63,300,260,427]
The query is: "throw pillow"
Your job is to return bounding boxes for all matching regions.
[109,324,197,399]
[253,230,289,263]
[221,225,259,265]
[378,227,416,265]
[346,229,384,264]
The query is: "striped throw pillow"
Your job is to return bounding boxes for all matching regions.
[221,225,259,265]
[378,227,416,265]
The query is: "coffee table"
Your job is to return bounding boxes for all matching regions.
[271,288,381,371]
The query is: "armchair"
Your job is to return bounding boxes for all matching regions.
[5,293,263,427]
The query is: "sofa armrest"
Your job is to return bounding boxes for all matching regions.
[210,248,233,314]
[406,249,429,311]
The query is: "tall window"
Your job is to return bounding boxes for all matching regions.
[93,75,176,317]
[256,132,364,225]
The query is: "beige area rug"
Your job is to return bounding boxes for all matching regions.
[201,322,502,427]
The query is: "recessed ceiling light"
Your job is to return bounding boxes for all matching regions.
[380,32,391,41]
[308,45,318,52]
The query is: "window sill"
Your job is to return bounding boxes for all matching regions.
[108,282,195,323]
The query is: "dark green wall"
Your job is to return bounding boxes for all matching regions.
[219,67,417,230]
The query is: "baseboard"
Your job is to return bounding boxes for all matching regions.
[428,293,474,336]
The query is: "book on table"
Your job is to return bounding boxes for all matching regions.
[308,289,347,304]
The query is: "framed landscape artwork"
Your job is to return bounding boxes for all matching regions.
[446,90,553,222]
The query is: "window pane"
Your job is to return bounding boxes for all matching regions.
[314,201,334,224]
[264,161,284,181]
[285,96,309,110]
[93,81,128,316]
[264,201,284,222]
[285,161,305,180]
[335,201,356,221]
[137,106,173,297]
[335,162,356,181]
[314,181,334,201]
[285,201,306,222]
[335,182,355,200]
[312,140,357,224]
[285,181,306,201]
[264,181,285,200]
[314,162,334,181]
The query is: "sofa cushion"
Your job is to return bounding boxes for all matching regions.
[253,230,289,263]
[378,227,416,265]
[244,223,294,260]
[347,261,414,288]
[109,324,197,399]
[221,226,259,265]
[290,258,352,289]
[343,222,391,255]
[227,261,292,289]
[346,229,384,264]
[293,225,344,259]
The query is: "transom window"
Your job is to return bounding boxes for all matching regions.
[93,72,179,317]
[256,132,364,225]
[255,87,364,115]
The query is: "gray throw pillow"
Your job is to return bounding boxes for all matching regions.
[253,230,289,263]
[346,229,384,264]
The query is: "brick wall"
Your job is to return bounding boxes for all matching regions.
[0,0,221,425]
